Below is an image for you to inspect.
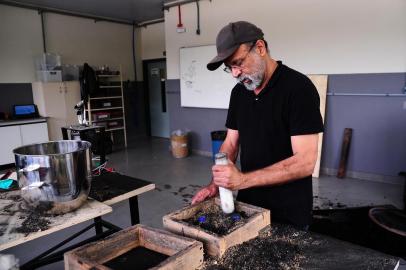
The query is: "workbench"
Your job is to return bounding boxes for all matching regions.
[0,172,155,269]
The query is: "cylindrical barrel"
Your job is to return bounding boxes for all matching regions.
[14,140,92,214]
[171,133,188,158]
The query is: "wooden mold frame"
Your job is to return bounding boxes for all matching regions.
[163,197,270,258]
[64,224,204,270]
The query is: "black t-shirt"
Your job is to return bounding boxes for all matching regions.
[226,61,324,227]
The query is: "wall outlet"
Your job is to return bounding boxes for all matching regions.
[403,101,406,110]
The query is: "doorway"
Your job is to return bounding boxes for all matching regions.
[144,59,169,138]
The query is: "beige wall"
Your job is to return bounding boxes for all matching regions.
[137,22,166,79]
[45,13,135,80]
[0,5,43,83]
[141,22,165,60]
[4,0,404,82]
[0,4,145,82]
[164,0,406,79]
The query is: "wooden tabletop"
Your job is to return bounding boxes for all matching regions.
[0,190,112,251]
[0,172,155,251]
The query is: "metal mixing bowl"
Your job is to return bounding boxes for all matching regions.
[13,140,92,214]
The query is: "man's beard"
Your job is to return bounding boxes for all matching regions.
[237,54,266,91]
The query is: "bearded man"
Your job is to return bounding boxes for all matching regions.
[192,21,324,229]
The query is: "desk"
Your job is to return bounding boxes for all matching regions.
[0,172,154,269]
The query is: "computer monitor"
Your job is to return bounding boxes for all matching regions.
[13,104,39,119]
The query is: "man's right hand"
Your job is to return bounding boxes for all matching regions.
[191,183,218,205]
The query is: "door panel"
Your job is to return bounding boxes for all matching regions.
[47,118,67,140]
[63,81,81,125]
[42,83,66,119]
[147,61,169,138]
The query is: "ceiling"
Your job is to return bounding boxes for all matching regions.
[3,0,170,24]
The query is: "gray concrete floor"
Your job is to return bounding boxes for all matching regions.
[1,137,404,269]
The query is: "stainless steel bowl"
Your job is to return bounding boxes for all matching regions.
[13,140,92,214]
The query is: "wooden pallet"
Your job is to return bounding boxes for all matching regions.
[64,224,203,270]
[163,197,270,258]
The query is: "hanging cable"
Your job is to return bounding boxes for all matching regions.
[196,1,200,35]
[132,22,137,82]
[40,10,46,52]
[177,5,183,28]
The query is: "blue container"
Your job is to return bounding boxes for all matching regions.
[211,130,227,161]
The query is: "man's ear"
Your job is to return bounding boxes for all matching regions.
[256,40,267,56]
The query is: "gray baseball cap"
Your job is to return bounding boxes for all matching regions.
[207,21,264,71]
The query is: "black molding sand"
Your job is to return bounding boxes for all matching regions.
[184,204,250,236]
[0,193,52,235]
[1,172,151,236]
[103,247,169,270]
[202,223,397,270]
[13,212,51,235]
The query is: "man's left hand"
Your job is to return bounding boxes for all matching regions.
[212,160,245,190]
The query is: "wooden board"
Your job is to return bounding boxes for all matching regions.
[163,197,270,258]
[64,224,204,270]
[0,190,112,251]
[102,183,155,206]
[307,75,328,178]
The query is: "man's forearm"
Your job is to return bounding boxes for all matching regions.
[219,141,239,163]
[239,152,316,189]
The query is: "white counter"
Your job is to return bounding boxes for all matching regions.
[0,117,47,127]
[0,118,49,165]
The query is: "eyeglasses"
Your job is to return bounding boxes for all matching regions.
[223,42,256,74]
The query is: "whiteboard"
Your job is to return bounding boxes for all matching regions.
[180,45,236,109]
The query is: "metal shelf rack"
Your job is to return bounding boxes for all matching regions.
[86,66,127,147]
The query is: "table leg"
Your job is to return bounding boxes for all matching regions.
[61,127,68,140]
[99,127,106,165]
[94,216,103,234]
[129,196,140,225]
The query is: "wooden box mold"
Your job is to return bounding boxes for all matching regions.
[64,224,204,270]
[162,197,271,258]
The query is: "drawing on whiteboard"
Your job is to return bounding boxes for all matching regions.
[185,80,193,88]
[182,60,199,92]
